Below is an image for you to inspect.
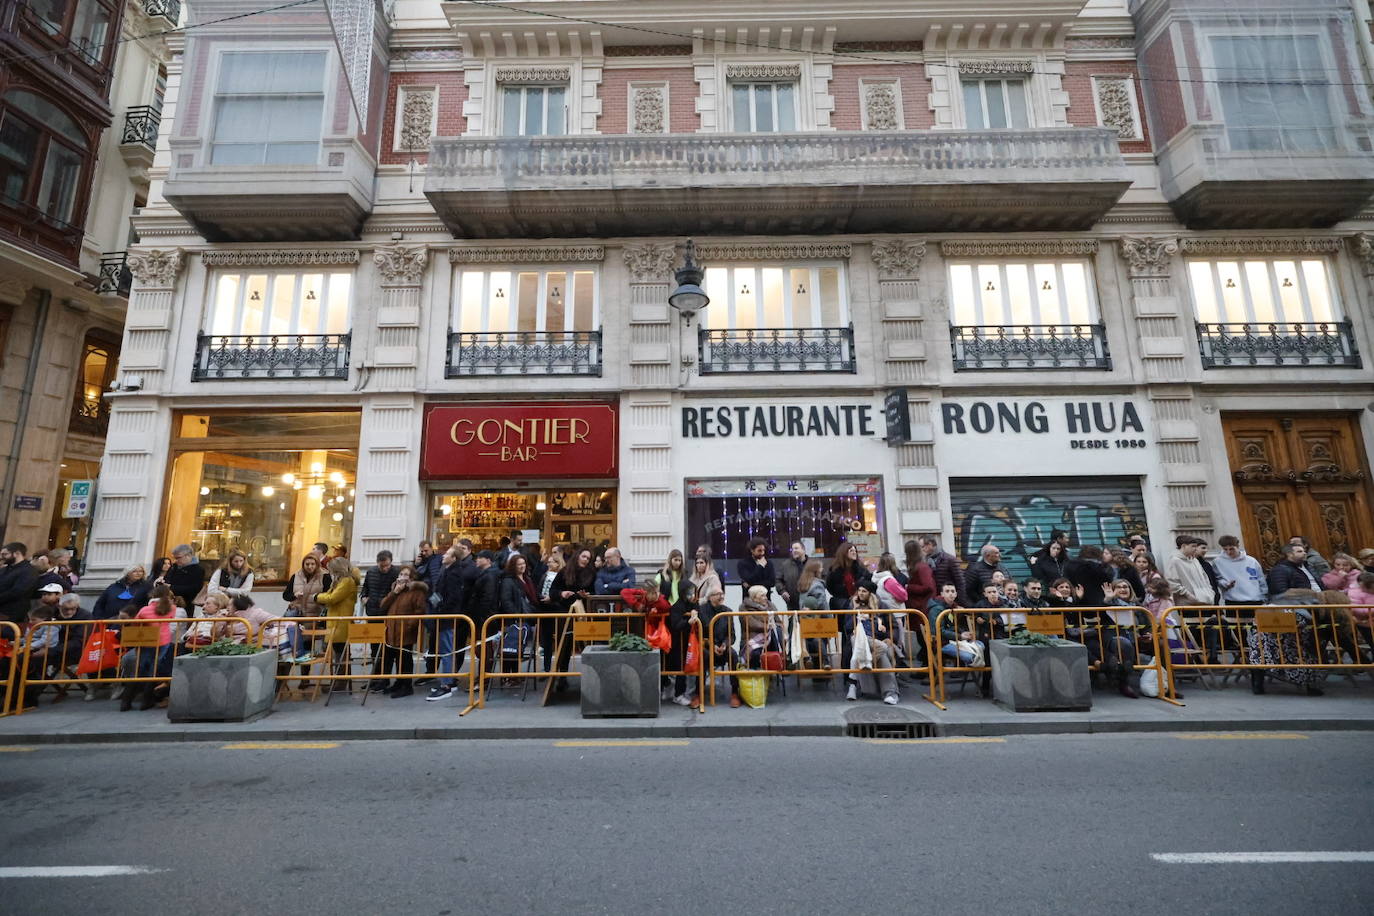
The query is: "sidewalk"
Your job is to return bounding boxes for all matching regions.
[1,674,1369,744]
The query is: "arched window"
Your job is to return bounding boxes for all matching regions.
[70,332,118,436]
[0,90,88,226]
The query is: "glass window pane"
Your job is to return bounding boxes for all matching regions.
[211,276,240,335]
[325,274,351,333]
[1007,79,1029,128]
[545,271,567,332]
[949,264,976,325]
[1244,261,1277,323]
[502,87,523,137]
[267,275,296,335]
[775,84,796,131]
[218,52,327,94]
[240,275,269,334]
[976,264,1003,324]
[209,143,263,166]
[546,87,565,135]
[732,84,750,132]
[1299,260,1336,322]
[1005,264,1033,325]
[761,268,785,327]
[37,143,81,222]
[264,141,319,165]
[516,271,538,332]
[0,114,39,201]
[524,88,545,136]
[1061,263,1094,323]
[296,273,322,334]
[985,80,1008,128]
[488,271,512,332]
[734,268,757,328]
[573,270,595,330]
[819,268,842,326]
[704,268,729,328]
[1216,261,1246,322]
[1188,263,1219,323]
[790,268,814,327]
[962,80,985,128]
[754,86,774,133]
[457,272,484,332]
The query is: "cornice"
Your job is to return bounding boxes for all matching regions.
[940,239,1099,257]
[448,245,606,263]
[199,249,362,267]
[1177,238,1344,256]
[695,242,852,261]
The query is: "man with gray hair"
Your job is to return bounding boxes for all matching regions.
[165,545,207,617]
[595,547,636,595]
[53,592,93,700]
[963,543,1003,605]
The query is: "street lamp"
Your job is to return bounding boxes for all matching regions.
[668,238,709,320]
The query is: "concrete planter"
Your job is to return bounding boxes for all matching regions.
[989,640,1092,712]
[579,647,660,718]
[168,650,277,723]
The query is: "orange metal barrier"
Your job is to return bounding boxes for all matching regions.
[0,620,21,717]
[256,614,478,713]
[475,611,706,714]
[1164,603,1373,697]
[706,608,941,709]
[929,606,1179,706]
[12,616,254,715]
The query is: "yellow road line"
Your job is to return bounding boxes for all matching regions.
[221,742,341,750]
[864,737,1006,745]
[0,746,35,752]
[1174,733,1307,741]
[555,739,690,748]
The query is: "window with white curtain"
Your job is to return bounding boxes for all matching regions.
[452,268,598,333]
[207,271,352,337]
[731,82,798,133]
[1210,35,1337,152]
[1187,259,1341,324]
[500,86,567,136]
[210,51,327,165]
[947,261,1098,326]
[962,77,1029,129]
[701,264,846,329]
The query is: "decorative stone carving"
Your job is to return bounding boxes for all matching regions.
[631,86,666,134]
[940,240,1098,258]
[871,239,925,280]
[1119,237,1178,278]
[448,246,605,263]
[725,63,802,81]
[373,245,428,285]
[864,82,900,131]
[696,243,851,261]
[495,66,571,84]
[200,250,360,267]
[127,248,184,287]
[1351,233,1374,276]
[1179,238,1343,255]
[622,244,676,283]
[1094,77,1139,140]
[399,88,436,152]
[957,59,1035,75]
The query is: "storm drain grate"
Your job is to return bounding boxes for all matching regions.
[844,707,935,739]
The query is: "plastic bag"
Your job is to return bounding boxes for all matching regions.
[77,626,120,675]
[1139,659,1160,698]
[738,672,767,708]
[645,616,672,652]
[683,629,700,672]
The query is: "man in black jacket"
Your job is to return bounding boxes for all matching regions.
[361,551,399,692]
[962,544,1004,605]
[164,545,206,617]
[1266,543,1321,596]
[777,541,807,611]
[736,538,776,601]
[1065,546,1115,601]
[920,536,963,592]
[427,546,470,702]
[0,543,39,626]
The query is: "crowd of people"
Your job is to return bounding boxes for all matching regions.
[2,529,1371,713]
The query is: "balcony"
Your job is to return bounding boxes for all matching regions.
[698,326,856,374]
[951,324,1112,371]
[142,0,181,25]
[425,129,1131,237]
[69,397,110,438]
[96,252,131,297]
[192,333,352,381]
[446,330,602,377]
[119,106,160,173]
[0,192,83,268]
[1196,321,1361,369]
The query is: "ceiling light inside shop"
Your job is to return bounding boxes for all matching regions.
[200,487,210,496]
[293,480,303,490]
[262,486,275,497]
[308,485,324,499]
[349,488,355,496]
[346,505,353,512]
[310,462,324,473]
[440,504,452,515]
[279,503,286,510]
[282,473,295,484]
[536,501,547,511]
[329,472,344,484]
[332,512,343,522]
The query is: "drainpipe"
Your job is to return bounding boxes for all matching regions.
[0,289,51,538]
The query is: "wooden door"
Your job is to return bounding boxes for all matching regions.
[1223,414,1374,569]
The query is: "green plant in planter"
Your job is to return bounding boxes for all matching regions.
[1006,630,1061,648]
[608,632,653,652]
[192,639,261,657]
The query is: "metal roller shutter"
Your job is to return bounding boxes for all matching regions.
[949,476,1151,582]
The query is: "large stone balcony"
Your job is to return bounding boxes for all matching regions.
[425,128,1131,237]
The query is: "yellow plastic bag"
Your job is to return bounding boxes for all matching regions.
[738,672,767,709]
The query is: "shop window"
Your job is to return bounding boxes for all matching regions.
[701,264,846,330]
[430,490,615,552]
[452,268,597,333]
[1187,258,1340,325]
[962,76,1029,129]
[207,269,352,337]
[210,51,327,165]
[0,89,88,226]
[162,411,360,584]
[730,81,798,133]
[69,332,118,437]
[500,85,567,136]
[1210,35,1336,152]
[947,259,1098,327]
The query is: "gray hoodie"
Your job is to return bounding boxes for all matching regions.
[1212,550,1267,604]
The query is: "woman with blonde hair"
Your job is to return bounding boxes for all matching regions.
[316,556,358,690]
[654,548,686,605]
[208,549,254,600]
[688,553,722,606]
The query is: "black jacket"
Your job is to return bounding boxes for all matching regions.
[962,559,1003,604]
[434,562,468,615]
[552,565,596,610]
[0,560,38,624]
[736,557,777,595]
[825,560,865,607]
[362,565,400,615]
[496,572,534,617]
[467,566,500,624]
[925,551,963,591]
[164,562,207,612]
[92,577,152,620]
[1266,560,1320,597]
[777,556,807,610]
[1029,550,1068,588]
[1064,558,1115,599]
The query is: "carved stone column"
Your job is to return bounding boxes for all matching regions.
[120,248,184,394]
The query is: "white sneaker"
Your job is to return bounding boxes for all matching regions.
[883,693,900,705]
[846,684,858,701]
[672,694,692,707]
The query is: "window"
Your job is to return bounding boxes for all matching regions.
[23,0,115,69]
[211,51,326,165]
[1187,258,1340,324]
[0,90,87,225]
[500,86,566,136]
[701,264,845,330]
[452,268,597,333]
[948,260,1097,326]
[731,82,797,132]
[962,77,1029,129]
[70,333,118,436]
[1211,36,1336,152]
[163,411,360,585]
[207,270,352,337]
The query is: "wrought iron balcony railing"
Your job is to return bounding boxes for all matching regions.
[69,397,110,438]
[1196,321,1361,369]
[698,325,856,374]
[142,0,181,25]
[96,252,131,297]
[951,323,1112,371]
[193,333,351,381]
[121,106,160,148]
[445,330,602,377]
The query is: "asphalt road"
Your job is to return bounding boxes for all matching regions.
[1,733,1370,915]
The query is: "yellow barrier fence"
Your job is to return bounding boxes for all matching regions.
[255,613,478,714]
[929,606,1180,706]
[475,611,706,713]
[11,616,255,715]
[1164,602,1373,697]
[1,620,22,717]
[706,608,941,710]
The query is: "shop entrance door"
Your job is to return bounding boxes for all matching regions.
[1223,414,1374,569]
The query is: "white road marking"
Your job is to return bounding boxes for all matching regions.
[1152,852,1374,865]
[0,866,167,878]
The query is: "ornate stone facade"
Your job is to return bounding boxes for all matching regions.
[725,63,802,81]
[695,243,852,261]
[1093,76,1139,140]
[200,250,361,267]
[622,244,676,284]
[940,240,1098,258]
[399,88,436,153]
[871,238,925,280]
[631,86,666,134]
[448,246,605,264]
[373,245,428,285]
[957,59,1035,74]
[863,82,900,130]
[127,248,184,288]
[495,66,571,84]
[1119,237,1178,278]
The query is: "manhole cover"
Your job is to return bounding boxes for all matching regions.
[844,707,935,739]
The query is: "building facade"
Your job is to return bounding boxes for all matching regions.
[0,0,175,558]
[86,0,1374,605]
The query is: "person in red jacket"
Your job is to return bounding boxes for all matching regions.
[902,540,937,667]
[620,581,673,700]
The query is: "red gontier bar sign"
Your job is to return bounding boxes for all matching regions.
[420,402,619,480]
